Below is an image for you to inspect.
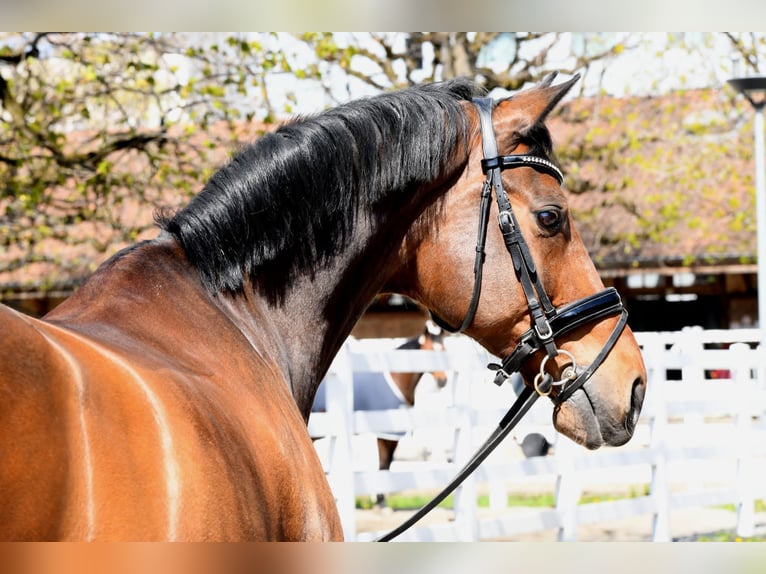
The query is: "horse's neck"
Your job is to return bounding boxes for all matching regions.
[262,211,441,418]
[238,162,469,419]
[263,247,401,419]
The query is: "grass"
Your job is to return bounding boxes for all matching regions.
[716,499,766,513]
[355,492,555,511]
[356,491,766,541]
[355,488,646,511]
[694,532,766,542]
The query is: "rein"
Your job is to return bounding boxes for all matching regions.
[376,97,628,542]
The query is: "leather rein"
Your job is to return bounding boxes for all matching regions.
[376,97,628,542]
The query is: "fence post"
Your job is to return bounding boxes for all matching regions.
[680,326,705,422]
[678,327,706,495]
[450,362,478,541]
[644,336,670,542]
[488,473,507,513]
[732,342,756,538]
[324,344,357,541]
[555,434,581,541]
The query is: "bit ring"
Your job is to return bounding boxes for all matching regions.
[534,349,577,396]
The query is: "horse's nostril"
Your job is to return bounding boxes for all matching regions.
[632,376,646,407]
[627,376,645,432]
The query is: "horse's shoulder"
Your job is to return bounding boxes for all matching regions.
[0,305,70,374]
[0,305,72,534]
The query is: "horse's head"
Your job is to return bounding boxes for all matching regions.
[391,74,646,449]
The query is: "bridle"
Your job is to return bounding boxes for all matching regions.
[376,96,628,542]
[435,96,628,400]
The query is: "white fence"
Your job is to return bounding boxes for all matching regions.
[307,327,766,542]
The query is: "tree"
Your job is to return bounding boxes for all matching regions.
[551,32,766,269]
[725,32,766,76]
[0,32,291,290]
[292,32,633,97]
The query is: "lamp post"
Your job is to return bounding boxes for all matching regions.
[728,75,766,540]
[728,76,766,336]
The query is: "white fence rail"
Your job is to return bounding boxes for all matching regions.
[308,327,766,541]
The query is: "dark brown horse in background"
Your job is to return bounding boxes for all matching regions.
[375,321,449,486]
[311,320,448,506]
[0,73,646,540]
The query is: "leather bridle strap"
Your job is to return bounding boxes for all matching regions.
[375,311,627,543]
[489,287,625,387]
[374,307,627,542]
[556,307,627,403]
[437,97,562,358]
[454,177,493,332]
[475,97,558,358]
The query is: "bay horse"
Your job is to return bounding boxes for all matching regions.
[311,320,448,506]
[0,73,646,541]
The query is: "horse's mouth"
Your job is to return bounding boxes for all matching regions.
[551,378,644,450]
[552,392,605,449]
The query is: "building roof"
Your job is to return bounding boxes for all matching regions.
[549,86,757,276]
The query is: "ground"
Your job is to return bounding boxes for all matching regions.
[355,505,766,541]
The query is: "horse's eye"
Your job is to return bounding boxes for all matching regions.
[536,208,563,231]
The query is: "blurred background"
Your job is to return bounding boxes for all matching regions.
[2,31,765,339]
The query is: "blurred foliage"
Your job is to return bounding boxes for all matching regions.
[1,32,765,290]
[552,32,766,267]
[0,32,296,284]
[293,32,629,96]
[1,31,625,288]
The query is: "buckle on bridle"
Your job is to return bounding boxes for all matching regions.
[497,210,514,230]
[490,288,626,391]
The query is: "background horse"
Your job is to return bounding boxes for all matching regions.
[0,73,646,540]
[311,320,448,506]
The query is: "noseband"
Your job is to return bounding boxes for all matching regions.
[433,96,628,404]
[377,97,628,541]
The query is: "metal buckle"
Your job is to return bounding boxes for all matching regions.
[497,210,514,230]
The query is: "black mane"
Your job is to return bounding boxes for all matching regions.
[157,79,477,301]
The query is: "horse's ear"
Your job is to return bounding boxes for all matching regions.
[496,72,580,133]
[537,71,559,88]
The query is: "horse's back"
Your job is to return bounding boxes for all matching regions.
[0,302,342,541]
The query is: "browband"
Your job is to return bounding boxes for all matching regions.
[481,154,564,185]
